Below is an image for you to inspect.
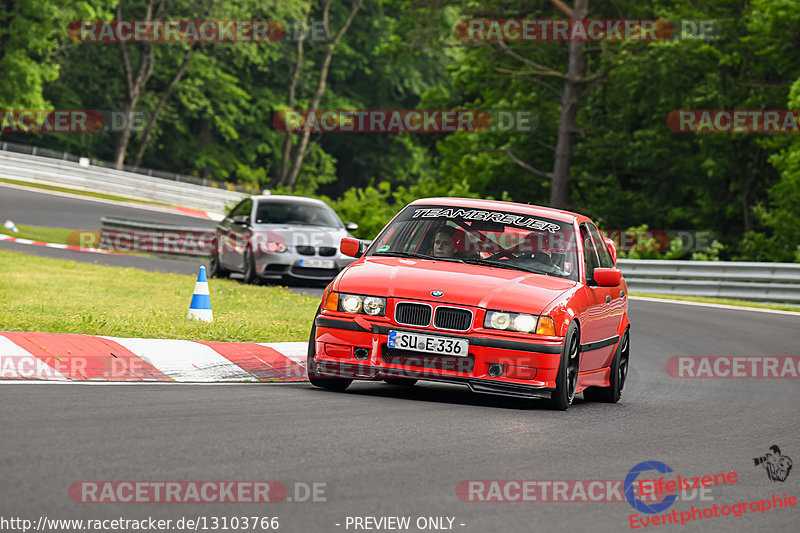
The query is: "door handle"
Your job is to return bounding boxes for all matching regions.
[606,295,611,303]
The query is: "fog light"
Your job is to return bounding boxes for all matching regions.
[488,364,504,377]
[354,347,369,360]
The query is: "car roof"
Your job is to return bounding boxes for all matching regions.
[250,195,330,207]
[409,197,585,224]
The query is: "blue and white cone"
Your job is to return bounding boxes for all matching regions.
[4,219,18,232]
[187,266,213,322]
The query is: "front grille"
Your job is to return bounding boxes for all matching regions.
[318,246,337,256]
[394,302,432,326]
[296,245,315,255]
[433,307,472,331]
[382,346,474,373]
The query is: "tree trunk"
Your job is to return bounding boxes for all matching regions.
[112,0,156,169]
[284,0,364,191]
[132,45,194,168]
[277,23,306,185]
[549,0,588,209]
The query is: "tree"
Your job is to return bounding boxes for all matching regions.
[278,0,364,191]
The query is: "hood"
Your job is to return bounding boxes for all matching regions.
[338,257,576,314]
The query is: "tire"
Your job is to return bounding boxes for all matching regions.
[306,320,352,391]
[242,246,258,285]
[384,378,418,386]
[547,322,580,411]
[208,242,228,278]
[583,329,629,403]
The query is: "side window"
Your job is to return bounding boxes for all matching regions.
[229,199,252,220]
[580,224,600,284]
[586,223,614,268]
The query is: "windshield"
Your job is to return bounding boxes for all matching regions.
[254,201,341,228]
[367,205,579,280]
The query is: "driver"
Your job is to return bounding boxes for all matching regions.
[521,232,556,266]
[432,228,456,258]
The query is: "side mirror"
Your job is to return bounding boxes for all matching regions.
[340,237,364,258]
[603,237,617,266]
[593,267,622,287]
[345,222,359,232]
[232,215,249,226]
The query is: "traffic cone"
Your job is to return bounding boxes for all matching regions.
[187,266,213,322]
[4,219,18,232]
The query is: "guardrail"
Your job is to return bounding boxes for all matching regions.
[0,141,256,192]
[0,149,248,214]
[618,259,800,303]
[93,219,800,304]
[100,217,214,256]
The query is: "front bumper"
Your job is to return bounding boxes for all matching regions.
[313,315,564,399]
[254,254,352,281]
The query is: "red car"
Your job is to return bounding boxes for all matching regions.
[307,198,630,410]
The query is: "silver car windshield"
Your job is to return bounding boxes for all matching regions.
[368,205,579,281]
[255,202,341,228]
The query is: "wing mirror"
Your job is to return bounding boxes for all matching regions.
[340,237,365,258]
[345,222,359,232]
[232,215,249,226]
[593,268,622,287]
[603,237,617,265]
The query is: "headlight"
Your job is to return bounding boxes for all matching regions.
[266,241,287,253]
[484,311,547,334]
[363,297,385,316]
[488,312,511,330]
[336,293,386,317]
[341,294,363,314]
[513,314,537,333]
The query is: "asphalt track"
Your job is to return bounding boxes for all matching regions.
[0,184,217,274]
[0,183,218,230]
[1,188,799,532]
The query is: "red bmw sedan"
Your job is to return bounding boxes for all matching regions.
[308,198,630,410]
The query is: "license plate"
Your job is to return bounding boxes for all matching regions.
[298,259,335,269]
[387,330,469,356]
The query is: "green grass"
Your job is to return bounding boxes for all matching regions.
[0,223,75,244]
[0,177,170,206]
[629,292,800,313]
[0,249,320,342]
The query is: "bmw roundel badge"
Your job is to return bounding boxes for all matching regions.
[431,290,444,297]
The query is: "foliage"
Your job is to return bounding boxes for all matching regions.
[2,0,800,261]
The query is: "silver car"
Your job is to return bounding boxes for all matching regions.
[209,195,358,284]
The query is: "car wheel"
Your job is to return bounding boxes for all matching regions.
[242,246,258,285]
[384,378,418,386]
[306,319,352,391]
[548,321,580,411]
[583,329,629,403]
[208,243,228,278]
